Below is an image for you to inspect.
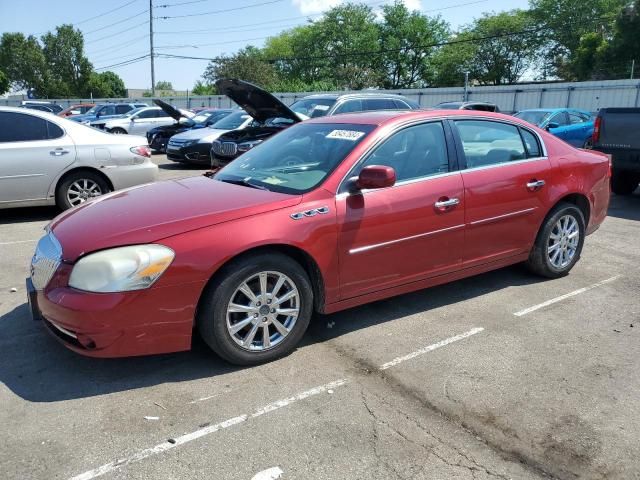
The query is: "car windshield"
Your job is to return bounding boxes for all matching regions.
[214,122,375,194]
[514,110,552,126]
[289,98,337,117]
[435,102,463,109]
[211,111,251,129]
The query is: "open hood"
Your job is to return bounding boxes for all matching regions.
[215,79,301,124]
[153,98,192,123]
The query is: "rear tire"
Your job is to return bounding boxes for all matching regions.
[197,253,313,365]
[55,171,110,210]
[611,170,638,195]
[109,127,127,135]
[526,203,585,279]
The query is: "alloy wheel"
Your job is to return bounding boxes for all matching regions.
[66,179,103,206]
[226,271,300,351]
[547,214,580,268]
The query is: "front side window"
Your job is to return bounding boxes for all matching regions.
[569,113,585,124]
[100,105,116,116]
[550,112,569,126]
[455,120,527,168]
[514,110,552,126]
[356,122,449,182]
[215,123,375,194]
[335,100,363,114]
[362,98,397,111]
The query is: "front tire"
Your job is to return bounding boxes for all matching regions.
[109,127,127,135]
[55,171,110,210]
[526,203,585,278]
[197,253,313,365]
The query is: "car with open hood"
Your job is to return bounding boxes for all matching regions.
[27,109,610,365]
[165,110,253,165]
[211,80,421,167]
[147,107,234,153]
[91,101,194,136]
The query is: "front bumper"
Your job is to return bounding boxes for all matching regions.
[211,152,239,168]
[27,276,196,358]
[166,143,212,165]
[148,133,169,152]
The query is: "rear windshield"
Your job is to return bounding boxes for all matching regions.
[215,122,375,194]
[599,110,640,147]
[514,110,552,126]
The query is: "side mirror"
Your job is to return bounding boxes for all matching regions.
[349,165,396,192]
[546,122,560,130]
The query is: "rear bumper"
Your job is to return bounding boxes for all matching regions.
[105,162,158,190]
[166,143,212,165]
[27,278,197,358]
[593,147,640,173]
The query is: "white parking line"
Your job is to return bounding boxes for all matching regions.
[379,327,485,370]
[0,239,38,246]
[513,275,622,317]
[68,379,347,480]
[251,467,284,480]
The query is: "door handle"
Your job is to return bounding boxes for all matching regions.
[526,179,545,190]
[434,197,460,209]
[50,149,69,156]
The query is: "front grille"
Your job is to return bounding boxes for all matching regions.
[212,140,238,157]
[30,232,62,290]
[168,138,188,147]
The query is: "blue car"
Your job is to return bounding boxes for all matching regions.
[514,108,594,148]
[69,102,147,125]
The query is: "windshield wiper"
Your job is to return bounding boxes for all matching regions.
[217,177,269,191]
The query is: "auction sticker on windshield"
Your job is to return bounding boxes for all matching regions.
[326,129,366,141]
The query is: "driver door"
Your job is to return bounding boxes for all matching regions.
[336,121,465,300]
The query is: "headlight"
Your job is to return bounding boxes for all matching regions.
[237,139,263,152]
[184,139,199,146]
[69,244,174,293]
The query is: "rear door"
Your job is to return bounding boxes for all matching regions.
[0,111,76,204]
[452,119,552,268]
[337,121,465,299]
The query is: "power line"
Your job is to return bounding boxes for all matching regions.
[82,9,149,36]
[158,0,209,6]
[95,54,151,71]
[88,34,150,55]
[76,0,142,26]
[157,0,286,19]
[85,19,150,44]
[155,35,271,49]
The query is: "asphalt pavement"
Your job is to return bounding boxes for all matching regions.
[1,155,639,480]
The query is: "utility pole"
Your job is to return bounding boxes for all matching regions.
[464,72,469,102]
[631,59,635,80]
[149,0,156,96]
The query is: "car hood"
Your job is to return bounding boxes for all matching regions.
[50,176,301,262]
[216,78,301,124]
[171,127,229,142]
[153,98,191,123]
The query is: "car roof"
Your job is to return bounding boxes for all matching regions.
[305,109,521,126]
[300,92,413,101]
[0,106,57,117]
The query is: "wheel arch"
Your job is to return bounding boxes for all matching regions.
[54,167,115,197]
[553,192,591,228]
[196,243,327,321]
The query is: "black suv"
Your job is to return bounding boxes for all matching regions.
[210,79,421,168]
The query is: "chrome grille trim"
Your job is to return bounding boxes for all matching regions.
[212,140,238,157]
[30,232,62,290]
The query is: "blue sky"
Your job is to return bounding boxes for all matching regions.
[0,0,529,91]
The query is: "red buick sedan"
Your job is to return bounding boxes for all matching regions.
[27,110,611,365]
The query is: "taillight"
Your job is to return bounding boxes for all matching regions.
[607,154,613,178]
[592,116,601,144]
[130,145,151,158]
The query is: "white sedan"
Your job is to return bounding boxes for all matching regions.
[0,107,158,210]
[91,105,194,136]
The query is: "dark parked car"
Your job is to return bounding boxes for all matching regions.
[147,106,234,153]
[20,101,64,114]
[434,101,500,112]
[211,80,421,167]
[69,102,148,125]
[591,107,640,195]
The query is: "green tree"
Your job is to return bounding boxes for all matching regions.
[85,71,126,98]
[191,80,216,95]
[41,24,93,97]
[155,80,173,90]
[431,33,476,86]
[601,1,640,78]
[202,46,278,88]
[0,33,47,95]
[0,69,8,95]
[529,0,625,78]
[377,2,450,88]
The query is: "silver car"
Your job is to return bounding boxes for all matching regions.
[0,107,158,210]
[91,106,194,136]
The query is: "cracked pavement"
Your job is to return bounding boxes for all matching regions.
[1,156,639,479]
